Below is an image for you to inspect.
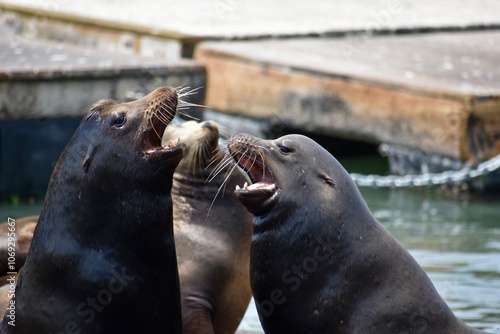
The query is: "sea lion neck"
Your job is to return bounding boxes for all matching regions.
[41,149,173,241]
[172,146,232,197]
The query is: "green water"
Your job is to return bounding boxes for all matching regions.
[361,187,500,331]
[0,202,43,219]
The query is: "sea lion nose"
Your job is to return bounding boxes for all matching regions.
[202,121,217,133]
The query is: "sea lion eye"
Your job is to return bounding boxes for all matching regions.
[277,144,292,155]
[113,114,126,128]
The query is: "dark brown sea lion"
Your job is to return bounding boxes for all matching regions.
[163,120,253,334]
[227,133,486,334]
[0,216,37,275]
[0,87,185,334]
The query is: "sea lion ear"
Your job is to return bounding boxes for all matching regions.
[82,145,98,174]
[322,176,336,188]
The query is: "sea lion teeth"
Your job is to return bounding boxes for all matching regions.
[236,185,241,190]
[244,182,248,189]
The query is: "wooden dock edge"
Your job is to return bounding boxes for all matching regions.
[195,44,500,162]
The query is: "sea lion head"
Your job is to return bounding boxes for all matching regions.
[60,87,185,186]
[228,133,365,221]
[162,120,221,176]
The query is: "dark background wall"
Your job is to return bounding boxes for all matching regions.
[0,117,82,200]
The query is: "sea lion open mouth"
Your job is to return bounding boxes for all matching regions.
[144,115,183,162]
[228,134,278,213]
[140,87,185,162]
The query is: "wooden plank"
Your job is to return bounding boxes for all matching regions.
[195,31,500,162]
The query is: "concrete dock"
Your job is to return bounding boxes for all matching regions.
[0,36,205,198]
[0,38,205,120]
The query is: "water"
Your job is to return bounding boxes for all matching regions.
[237,187,500,333]
[1,185,499,333]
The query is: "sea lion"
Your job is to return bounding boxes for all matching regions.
[0,87,185,333]
[163,120,253,334]
[227,133,485,334]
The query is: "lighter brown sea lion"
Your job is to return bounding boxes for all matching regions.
[163,120,253,334]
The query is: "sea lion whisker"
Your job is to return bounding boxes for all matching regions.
[174,85,206,120]
[186,146,200,175]
[254,144,269,153]
[256,151,268,180]
[178,101,207,110]
[206,156,235,183]
[218,166,235,200]
[205,187,221,221]
[221,162,239,191]
[212,146,238,171]
[153,113,172,128]
[237,148,250,162]
[244,152,259,174]
[202,140,212,163]
[217,125,232,140]
[216,156,236,175]
[152,107,174,126]
[206,160,241,220]
[226,138,240,150]
[210,146,221,157]
[160,107,176,121]
[175,85,203,98]
[204,147,225,172]
[175,106,201,121]
[207,156,229,176]
[151,108,174,135]
[198,145,206,174]
[207,147,247,183]
[204,156,221,171]
[149,116,163,141]
[158,103,177,120]
[153,107,170,120]
[205,151,222,170]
